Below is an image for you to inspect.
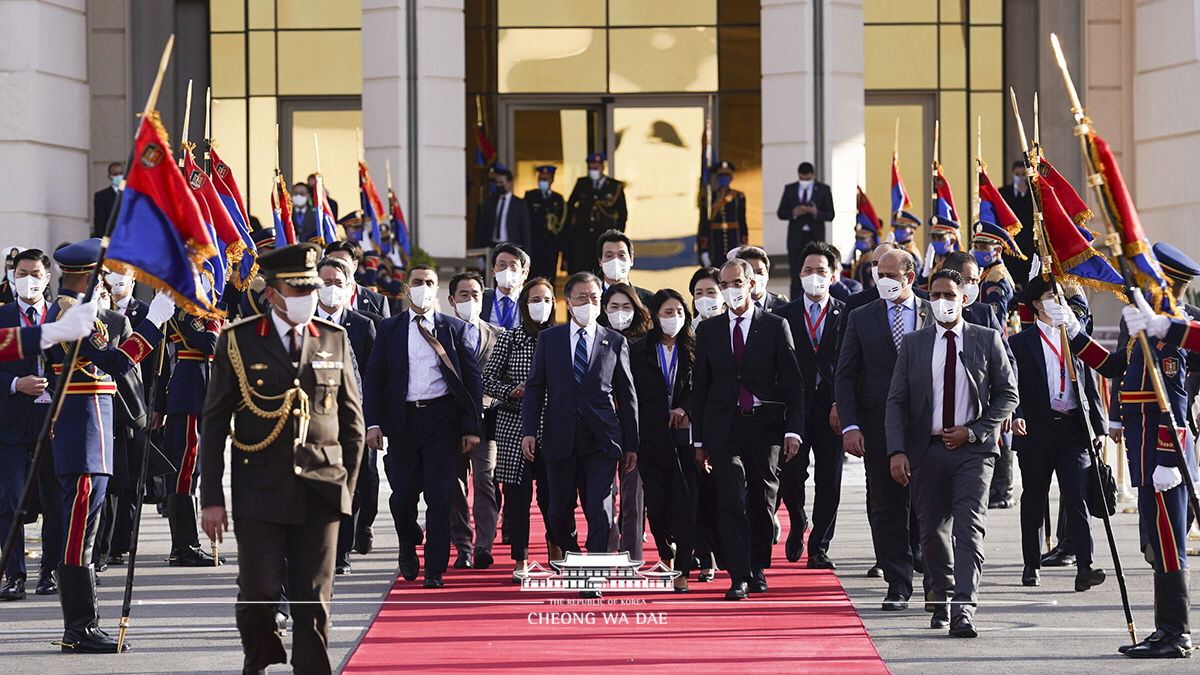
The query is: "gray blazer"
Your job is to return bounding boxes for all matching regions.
[475,320,504,408]
[884,322,1018,468]
[835,296,934,448]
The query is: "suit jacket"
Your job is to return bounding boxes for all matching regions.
[774,295,845,422]
[473,319,503,408]
[94,186,118,238]
[962,302,1017,377]
[200,315,365,523]
[521,322,638,460]
[364,310,483,438]
[884,322,1019,467]
[692,308,806,450]
[0,302,50,444]
[829,279,862,302]
[354,284,390,320]
[753,291,788,312]
[333,308,377,394]
[602,281,656,309]
[292,207,317,243]
[480,288,522,330]
[776,181,834,245]
[630,337,692,453]
[835,296,934,447]
[1010,325,1106,446]
[475,192,532,251]
[844,285,931,315]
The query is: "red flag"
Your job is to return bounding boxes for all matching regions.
[1037,158,1094,228]
[1034,171,1125,297]
[182,150,245,279]
[978,164,1022,236]
[271,171,296,245]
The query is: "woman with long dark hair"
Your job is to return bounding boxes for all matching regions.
[598,282,652,340]
[482,277,557,581]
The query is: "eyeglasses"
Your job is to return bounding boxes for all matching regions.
[571,294,600,303]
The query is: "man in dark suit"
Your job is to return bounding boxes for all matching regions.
[844,243,930,315]
[564,154,628,275]
[307,174,338,221]
[364,264,482,589]
[885,269,1018,637]
[596,229,655,306]
[1001,161,1035,285]
[475,169,532,253]
[446,271,504,570]
[836,248,933,610]
[315,256,379,574]
[524,165,567,281]
[693,258,805,600]
[1010,276,1106,591]
[480,243,529,330]
[92,162,124,238]
[201,243,365,673]
[324,241,391,320]
[774,242,845,569]
[291,183,316,243]
[735,246,788,311]
[521,272,638,597]
[776,162,835,301]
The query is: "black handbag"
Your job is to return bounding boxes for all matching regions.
[1087,447,1118,518]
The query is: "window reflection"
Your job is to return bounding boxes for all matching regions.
[498,28,606,93]
[608,0,716,27]
[497,0,605,27]
[609,27,717,93]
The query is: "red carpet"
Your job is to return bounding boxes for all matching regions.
[343,508,889,674]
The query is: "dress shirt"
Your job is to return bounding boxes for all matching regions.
[270,309,305,360]
[114,294,133,314]
[11,297,47,392]
[569,319,598,368]
[407,311,450,401]
[657,342,677,399]
[930,320,972,435]
[490,286,521,329]
[319,305,345,325]
[797,183,811,204]
[494,192,511,242]
[841,293,917,437]
[721,308,801,444]
[805,294,830,345]
[1036,319,1077,410]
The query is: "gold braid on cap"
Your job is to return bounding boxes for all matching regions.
[225,329,309,452]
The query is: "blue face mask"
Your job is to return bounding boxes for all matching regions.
[973,249,995,268]
[932,240,954,256]
[488,183,500,195]
[893,228,913,243]
[854,238,871,252]
[716,175,732,188]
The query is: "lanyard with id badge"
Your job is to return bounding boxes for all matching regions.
[1039,328,1071,413]
[20,304,53,404]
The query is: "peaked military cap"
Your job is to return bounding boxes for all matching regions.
[258,243,323,289]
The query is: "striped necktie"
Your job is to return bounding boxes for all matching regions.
[891,304,904,350]
[573,328,588,383]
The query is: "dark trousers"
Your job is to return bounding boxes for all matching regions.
[234,486,340,675]
[451,415,499,554]
[1017,416,1093,569]
[989,432,1015,503]
[501,453,552,561]
[336,444,377,558]
[779,389,843,555]
[694,465,722,571]
[640,441,699,573]
[709,409,782,582]
[864,443,917,598]
[59,473,108,568]
[385,398,461,574]
[0,442,30,579]
[545,419,617,554]
[37,452,63,574]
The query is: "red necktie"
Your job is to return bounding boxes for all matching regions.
[943,331,957,430]
[733,317,753,411]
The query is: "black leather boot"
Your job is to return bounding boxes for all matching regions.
[1126,570,1192,658]
[167,494,222,566]
[54,564,127,652]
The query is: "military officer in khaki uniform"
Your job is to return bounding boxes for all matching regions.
[200,243,365,675]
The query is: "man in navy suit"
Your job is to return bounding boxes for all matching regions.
[521,272,638,596]
[774,242,846,569]
[364,265,482,589]
[479,243,529,330]
[735,246,789,311]
[475,169,532,252]
[693,258,805,600]
[324,241,391,320]
[776,162,835,301]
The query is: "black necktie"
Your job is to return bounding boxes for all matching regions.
[943,331,957,430]
[26,307,38,326]
[289,331,301,362]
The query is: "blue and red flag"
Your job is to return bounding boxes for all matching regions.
[932,162,959,224]
[856,187,882,245]
[476,124,504,169]
[1033,168,1124,297]
[270,170,296,245]
[359,160,389,254]
[181,149,241,302]
[978,163,1022,236]
[1037,158,1095,240]
[209,147,258,289]
[891,152,912,217]
[389,186,411,260]
[104,115,221,318]
[311,173,338,246]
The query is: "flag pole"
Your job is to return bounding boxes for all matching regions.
[930,119,939,250]
[972,117,981,227]
[178,79,193,169]
[203,86,213,173]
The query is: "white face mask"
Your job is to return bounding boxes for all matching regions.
[751,273,769,297]
[606,309,633,331]
[588,169,602,182]
[111,174,124,189]
[601,258,631,281]
[694,296,722,319]
[870,266,880,285]
[537,180,551,192]
[281,291,318,326]
[292,194,308,208]
[317,284,347,310]
[799,179,814,190]
[963,283,980,306]
[571,301,600,326]
[932,298,961,323]
[14,275,46,301]
[454,299,482,323]
[721,285,748,311]
[106,272,131,298]
[528,299,553,324]
[802,273,830,298]
[876,276,904,301]
[660,316,683,338]
[407,284,435,310]
[495,269,520,289]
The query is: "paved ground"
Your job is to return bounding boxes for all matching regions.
[1,445,1192,674]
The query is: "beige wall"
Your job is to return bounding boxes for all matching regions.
[87,0,131,206]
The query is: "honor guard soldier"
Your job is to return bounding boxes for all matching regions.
[524,165,567,281]
[919,217,962,288]
[849,218,881,289]
[1048,266,1200,659]
[200,243,365,675]
[1155,243,1200,419]
[47,239,174,652]
[239,229,277,319]
[971,221,1023,326]
[699,161,748,268]
[563,153,628,275]
[890,211,924,274]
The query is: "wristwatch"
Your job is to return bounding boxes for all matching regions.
[966,428,978,444]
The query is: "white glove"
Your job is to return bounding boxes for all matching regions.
[1153,465,1183,493]
[700,251,712,268]
[1043,298,1081,338]
[38,301,97,348]
[146,291,176,328]
[1123,292,1171,339]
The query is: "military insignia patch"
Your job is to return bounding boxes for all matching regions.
[90,330,108,349]
[316,351,332,358]
[191,317,205,332]
[249,363,268,370]
[1163,357,1181,378]
[188,169,207,190]
[305,249,317,266]
[215,162,230,179]
[140,143,164,168]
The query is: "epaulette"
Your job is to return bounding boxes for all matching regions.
[221,313,264,333]
[55,296,76,321]
[984,264,1012,285]
[312,317,345,332]
[249,276,266,292]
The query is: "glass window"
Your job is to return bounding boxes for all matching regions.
[210,0,244,32]
[939,25,966,89]
[938,91,968,221]
[291,109,364,215]
[497,0,605,28]
[247,97,277,223]
[719,92,762,241]
[969,26,1003,90]
[863,0,937,24]
[864,104,926,223]
[718,26,760,91]
[277,30,362,95]
[970,91,1005,176]
[940,0,963,24]
[608,0,716,27]
[210,33,246,98]
[863,25,938,90]
[277,0,361,29]
[718,0,759,25]
[970,0,1003,24]
[248,31,275,96]
[247,0,274,29]
[609,27,718,93]
[497,28,606,93]
[210,97,248,202]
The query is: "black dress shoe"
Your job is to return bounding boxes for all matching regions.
[169,544,224,567]
[1022,566,1040,587]
[275,612,289,636]
[930,615,950,629]
[453,550,472,569]
[725,581,748,601]
[473,548,494,570]
[988,498,1013,509]
[35,571,57,596]
[106,553,125,566]
[881,593,908,611]
[354,526,374,555]
[785,532,803,563]
[1075,567,1106,592]
[867,565,883,578]
[697,570,715,583]
[580,589,602,599]
[771,513,782,545]
[398,544,420,581]
[0,577,26,601]
[423,572,445,589]
[806,551,836,570]
[1041,547,1075,567]
[748,570,768,594]
[949,616,978,638]
[94,562,107,573]
[1119,630,1164,654]
[335,553,351,575]
[1124,633,1192,658]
